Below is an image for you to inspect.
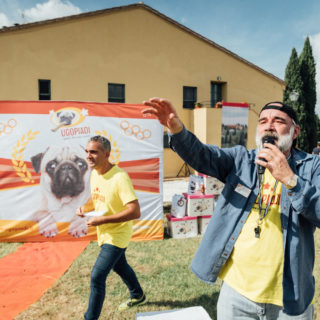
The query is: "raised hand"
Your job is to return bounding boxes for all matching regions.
[142,97,184,134]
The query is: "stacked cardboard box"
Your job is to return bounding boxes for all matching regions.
[167,174,224,238]
[197,215,212,234]
[166,214,198,239]
[198,173,224,195]
[183,193,214,217]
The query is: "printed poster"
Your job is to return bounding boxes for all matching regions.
[0,101,164,242]
[221,102,249,148]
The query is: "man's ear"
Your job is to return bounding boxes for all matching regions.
[293,125,300,140]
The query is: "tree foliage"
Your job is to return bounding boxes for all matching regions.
[283,38,317,152]
[315,114,320,143]
[299,37,317,152]
[283,48,307,150]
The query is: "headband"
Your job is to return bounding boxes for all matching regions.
[260,102,298,124]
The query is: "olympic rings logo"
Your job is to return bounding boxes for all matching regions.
[0,119,17,136]
[120,120,152,140]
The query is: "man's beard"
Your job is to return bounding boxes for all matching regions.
[255,125,295,153]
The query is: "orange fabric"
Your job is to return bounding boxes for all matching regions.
[0,241,90,320]
[132,219,164,241]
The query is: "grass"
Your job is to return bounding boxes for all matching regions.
[1,230,320,319]
[0,242,22,258]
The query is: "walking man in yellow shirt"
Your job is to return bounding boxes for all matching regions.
[77,135,146,320]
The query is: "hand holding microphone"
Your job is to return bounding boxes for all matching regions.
[257,135,276,175]
[256,134,296,185]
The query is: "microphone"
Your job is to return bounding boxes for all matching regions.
[257,135,276,175]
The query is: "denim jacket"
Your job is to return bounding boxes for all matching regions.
[170,127,320,315]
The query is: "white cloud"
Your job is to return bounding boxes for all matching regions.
[0,12,11,27]
[23,0,81,23]
[310,34,320,116]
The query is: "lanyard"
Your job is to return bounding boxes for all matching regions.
[254,173,278,238]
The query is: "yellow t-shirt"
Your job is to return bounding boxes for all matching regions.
[90,165,137,248]
[219,169,284,305]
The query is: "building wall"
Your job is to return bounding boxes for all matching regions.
[0,5,285,177]
[193,108,223,145]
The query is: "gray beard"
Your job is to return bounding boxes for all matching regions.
[255,125,295,153]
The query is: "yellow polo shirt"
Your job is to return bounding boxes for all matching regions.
[90,166,137,248]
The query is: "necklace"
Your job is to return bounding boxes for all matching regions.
[255,175,278,238]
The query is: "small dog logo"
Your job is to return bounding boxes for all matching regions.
[50,107,87,132]
[52,111,76,132]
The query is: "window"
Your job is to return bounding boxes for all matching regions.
[108,83,125,103]
[38,79,51,100]
[211,82,222,107]
[183,86,197,109]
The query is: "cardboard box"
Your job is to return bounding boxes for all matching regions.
[170,194,187,218]
[183,193,214,217]
[166,214,198,239]
[198,215,212,234]
[198,173,224,195]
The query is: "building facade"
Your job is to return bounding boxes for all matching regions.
[0,3,285,177]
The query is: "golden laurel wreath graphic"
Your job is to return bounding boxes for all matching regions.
[11,130,40,183]
[95,129,121,164]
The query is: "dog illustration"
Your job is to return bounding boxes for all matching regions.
[51,111,76,132]
[31,144,91,238]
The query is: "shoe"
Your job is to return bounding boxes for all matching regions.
[118,294,146,311]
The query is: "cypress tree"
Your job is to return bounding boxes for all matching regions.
[283,48,307,150]
[315,114,320,143]
[299,36,317,152]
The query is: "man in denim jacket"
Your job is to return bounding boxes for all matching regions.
[143,98,320,319]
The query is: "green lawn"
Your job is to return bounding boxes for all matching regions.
[1,229,320,320]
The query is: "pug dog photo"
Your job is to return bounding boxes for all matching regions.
[51,111,76,132]
[31,144,91,238]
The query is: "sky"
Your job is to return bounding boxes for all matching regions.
[1,0,320,113]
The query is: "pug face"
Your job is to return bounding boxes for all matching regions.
[31,145,89,199]
[31,144,91,238]
[56,111,75,125]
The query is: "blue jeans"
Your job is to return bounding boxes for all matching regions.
[84,243,144,320]
[217,282,314,320]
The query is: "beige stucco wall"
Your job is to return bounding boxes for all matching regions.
[0,6,285,177]
[193,108,223,145]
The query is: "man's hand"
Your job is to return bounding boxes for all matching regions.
[256,142,295,184]
[142,98,184,134]
[76,207,86,218]
[76,210,107,227]
[86,216,105,227]
[82,200,141,228]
